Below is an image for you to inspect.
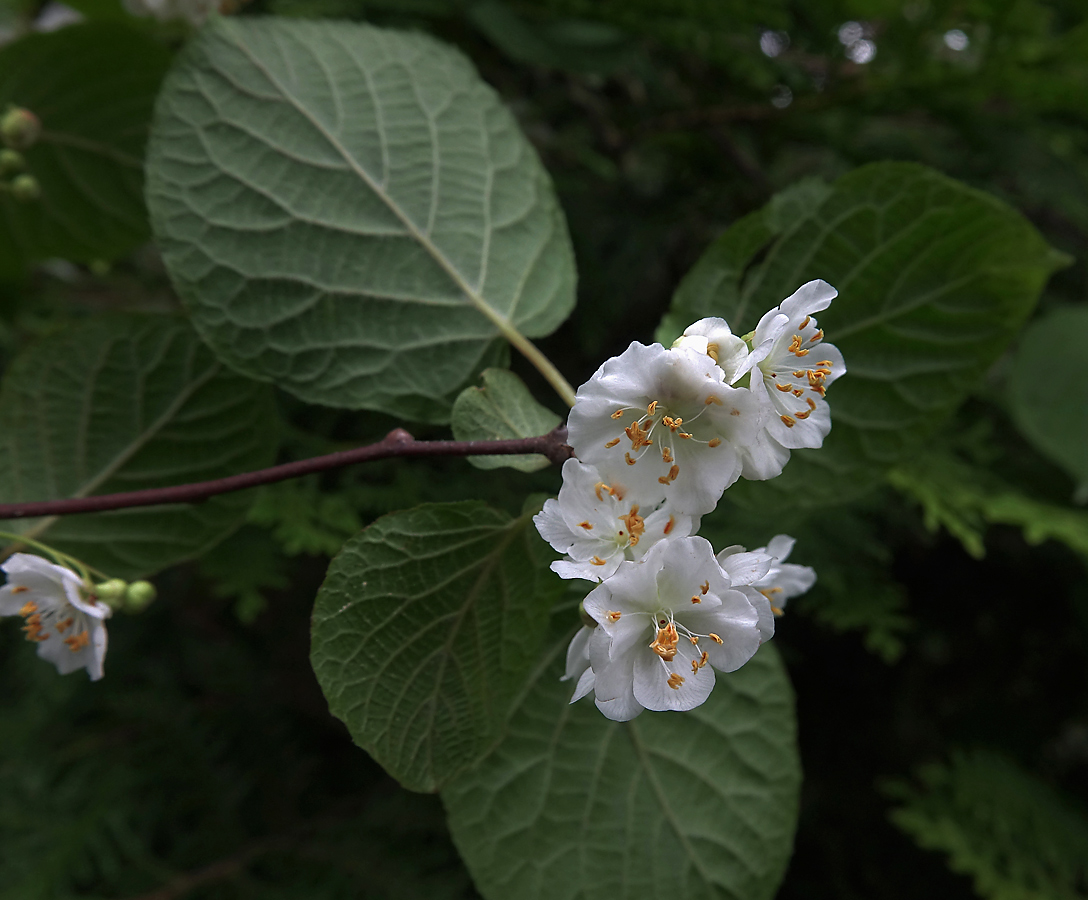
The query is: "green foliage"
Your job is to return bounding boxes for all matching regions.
[198,524,291,622]
[0,599,477,900]
[889,448,1088,562]
[659,162,1065,511]
[451,368,562,472]
[886,749,1088,900]
[248,477,364,556]
[442,623,800,900]
[311,501,561,792]
[0,22,171,278]
[147,17,576,423]
[0,314,279,578]
[1007,305,1088,502]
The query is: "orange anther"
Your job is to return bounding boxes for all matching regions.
[781,415,796,428]
[667,673,685,690]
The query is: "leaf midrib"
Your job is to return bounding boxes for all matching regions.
[221,24,519,342]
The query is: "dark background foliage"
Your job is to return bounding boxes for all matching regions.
[1,0,1087,897]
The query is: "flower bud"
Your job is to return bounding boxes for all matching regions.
[0,148,23,174]
[10,174,40,202]
[1,106,41,151]
[124,580,157,611]
[94,578,129,601]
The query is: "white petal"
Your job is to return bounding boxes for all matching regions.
[765,534,796,562]
[778,279,838,322]
[562,625,594,682]
[571,667,596,703]
[717,549,773,586]
[550,555,621,582]
[683,594,762,672]
[632,642,716,712]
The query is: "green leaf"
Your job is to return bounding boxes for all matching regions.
[147,18,576,423]
[310,501,560,793]
[451,368,562,472]
[0,314,279,578]
[662,163,1066,510]
[442,627,800,900]
[888,448,1088,562]
[0,22,171,277]
[886,749,1088,900]
[1007,305,1088,502]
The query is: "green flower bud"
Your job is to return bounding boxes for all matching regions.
[124,580,157,611]
[1,106,41,151]
[94,578,128,601]
[10,173,40,202]
[0,148,23,174]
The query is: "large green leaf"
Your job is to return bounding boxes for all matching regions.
[0,22,171,277]
[451,368,561,472]
[442,625,800,900]
[0,315,279,578]
[661,163,1066,509]
[310,501,560,793]
[147,18,576,423]
[1007,305,1088,502]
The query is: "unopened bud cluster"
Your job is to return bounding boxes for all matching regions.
[535,281,843,720]
[0,106,41,203]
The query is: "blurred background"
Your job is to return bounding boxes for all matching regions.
[1,0,1087,897]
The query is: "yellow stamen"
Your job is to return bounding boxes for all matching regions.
[707,438,721,448]
[709,633,724,644]
[663,515,676,535]
[706,343,719,362]
[701,580,710,594]
[611,409,625,419]
[11,585,29,594]
[64,631,90,652]
[55,617,73,634]
[604,437,620,448]
[578,521,593,530]
[650,622,680,661]
[667,673,685,690]
[679,431,693,439]
[662,446,674,463]
[781,415,796,428]
[775,382,793,392]
[625,420,653,450]
[647,400,658,416]
[657,464,680,486]
[691,595,701,604]
[792,389,804,397]
[800,316,810,329]
[18,600,37,617]
[606,610,622,623]
[618,505,645,545]
[705,395,722,406]
[625,452,637,466]
[591,556,608,566]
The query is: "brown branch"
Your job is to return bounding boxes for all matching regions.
[0,427,573,520]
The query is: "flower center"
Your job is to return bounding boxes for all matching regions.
[606,398,726,477]
[14,594,88,650]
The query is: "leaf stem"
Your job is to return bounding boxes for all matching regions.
[0,530,107,581]
[0,427,574,521]
[502,328,577,407]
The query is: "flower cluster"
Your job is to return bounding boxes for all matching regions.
[535,280,841,720]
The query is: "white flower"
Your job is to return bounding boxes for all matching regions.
[567,341,761,515]
[0,553,111,681]
[533,458,698,581]
[561,624,596,703]
[742,280,845,476]
[720,534,816,616]
[580,536,765,721]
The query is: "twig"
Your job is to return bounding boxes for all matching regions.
[0,427,573,520]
